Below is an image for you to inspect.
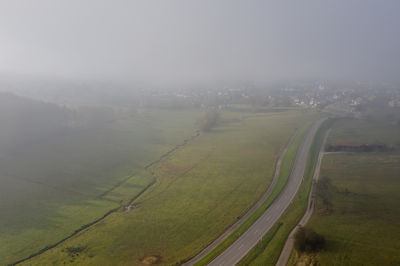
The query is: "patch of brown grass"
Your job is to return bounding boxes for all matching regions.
[140,255,162,265]
[156,162,190,178]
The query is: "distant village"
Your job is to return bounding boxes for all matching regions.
[138,81,400,114]
[2,76,399,124]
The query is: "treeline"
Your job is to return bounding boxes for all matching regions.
[0,92,122,151]
[0,92,70,151]
[326,143,391,152]
[316,176,334,215]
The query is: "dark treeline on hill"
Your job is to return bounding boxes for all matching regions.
[0,92,69,150]
[0,92,119,152]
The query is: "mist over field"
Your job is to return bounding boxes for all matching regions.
[0,1,399,265]
[1,0,400,86]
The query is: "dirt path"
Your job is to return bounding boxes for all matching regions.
[275,129,330,266]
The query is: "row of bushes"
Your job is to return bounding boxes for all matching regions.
[326,143,391,152]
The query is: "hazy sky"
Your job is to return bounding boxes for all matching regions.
[0,0,399,85]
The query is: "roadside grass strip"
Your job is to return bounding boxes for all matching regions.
[194,122,312,266]
[237,119,332,266]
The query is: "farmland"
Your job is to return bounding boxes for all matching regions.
[20,107,317,265]
[194,119,312,266]
[0,104,200,265]
[288,118,400,265]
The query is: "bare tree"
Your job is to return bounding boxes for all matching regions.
[200,109,219,131]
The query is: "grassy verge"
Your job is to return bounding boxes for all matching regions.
[194,122,312,266]
[237,118,332,265]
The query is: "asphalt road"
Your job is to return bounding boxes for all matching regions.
[276,128,330,266]
[208,118,325,266]
[183,130,298,266]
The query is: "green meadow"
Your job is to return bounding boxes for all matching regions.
[289,118,400,265]
[195,120,312,266]
[0,108,200,265]
[22,107,317,265]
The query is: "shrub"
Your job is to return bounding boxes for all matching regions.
[294,226,325,253]
[316,176,334,214]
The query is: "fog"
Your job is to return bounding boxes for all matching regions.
[1,2,400,265]
[1,0,399,86]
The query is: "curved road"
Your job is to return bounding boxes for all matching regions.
[183,130,298,266]
[276,128,330,266]
[208,118,326,266]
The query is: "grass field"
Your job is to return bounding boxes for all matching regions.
[21,107,317,265]
[288,118,400,265]
[194,121,312,266]
[0,108,200,265]
[326,118,400,147]
[236,118,331,266]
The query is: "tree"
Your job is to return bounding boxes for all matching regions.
[200,109,219,131]
[294,226,326,253]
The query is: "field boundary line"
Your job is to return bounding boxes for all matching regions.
[9,130,201,266]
